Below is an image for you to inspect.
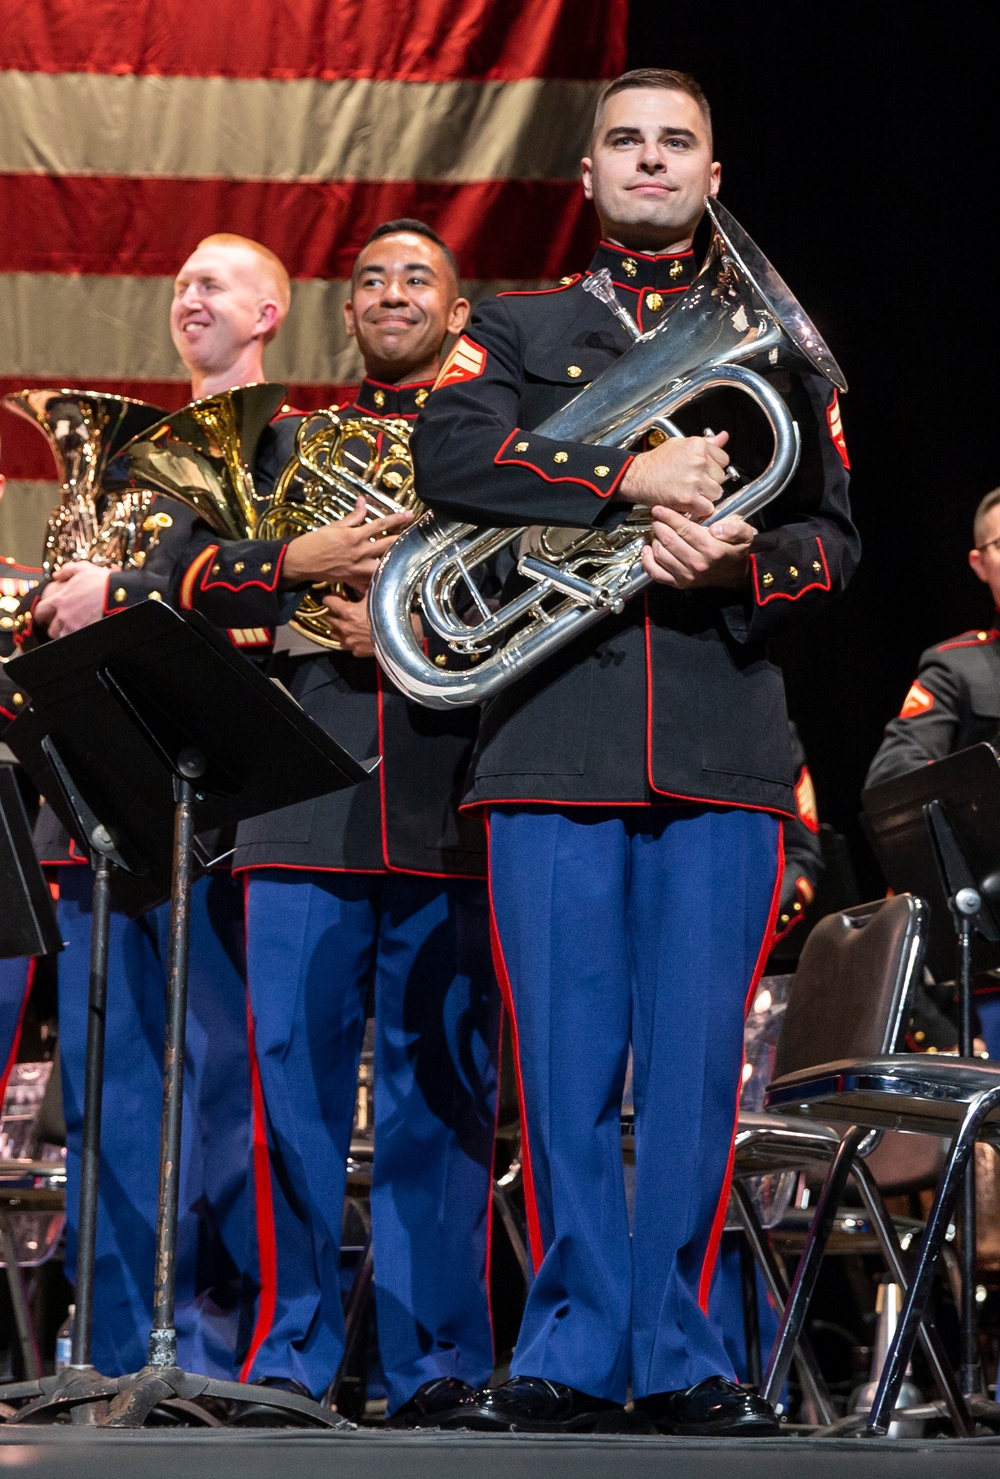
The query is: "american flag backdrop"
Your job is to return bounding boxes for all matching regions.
[0,0,627,559]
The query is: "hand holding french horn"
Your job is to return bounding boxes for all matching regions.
[279,495,413,593]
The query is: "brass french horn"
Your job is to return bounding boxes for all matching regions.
[111,384,421,650]
[256,407,422,649]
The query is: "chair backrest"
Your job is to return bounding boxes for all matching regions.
[771,894,928,1081]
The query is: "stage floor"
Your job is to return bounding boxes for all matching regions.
[3,1428,1000,1479]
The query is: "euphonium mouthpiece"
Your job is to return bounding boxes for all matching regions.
[582,268,642,342]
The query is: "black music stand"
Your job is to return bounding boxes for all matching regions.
[0,762,62,960]
[0,602,371,1428]
[863,742,1000,1397]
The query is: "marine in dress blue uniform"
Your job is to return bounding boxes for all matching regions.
[172,222,501,1422]
[866,482,1000,1057]
[13,235,296,1376]
[411,71,858,1434]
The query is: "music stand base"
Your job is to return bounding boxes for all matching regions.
[1,1365,348,1429]
[0,1365,118,1424]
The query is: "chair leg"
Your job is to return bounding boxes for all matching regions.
[492,1172,531,1293]
[866,1092,1000,1435]
[325,1239,374,1413]
[738,1234,762,1390]
[761,1125,868,1408]
[851,1157,973,1437]
[731,1181,836,1425]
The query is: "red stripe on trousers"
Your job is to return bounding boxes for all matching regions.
[483,1005,505,1359]
[239,904,279,1381]
[0,177,599,282]
[0,0,626,81]
[484,813,544,1274]
[0,959,35,1105]
[0,378,356,480]
[696,825,786,1313]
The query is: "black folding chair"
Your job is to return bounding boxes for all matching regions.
[727,895,969,1434]
[763,894,998,1435]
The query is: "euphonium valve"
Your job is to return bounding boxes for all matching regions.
[369,199,846,709]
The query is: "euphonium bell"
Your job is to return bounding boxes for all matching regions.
[369,199,846,709]
[1,390,165,572]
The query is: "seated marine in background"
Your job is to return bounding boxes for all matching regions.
[867,485,1000,1056]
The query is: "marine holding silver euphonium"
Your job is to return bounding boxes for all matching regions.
[368,200,847,710]
[0,390,166,573]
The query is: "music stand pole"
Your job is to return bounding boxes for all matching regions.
[72,849,112,1371]
[0,747,128,1417]
[147,759,199,1369]
[925,801,984,1397]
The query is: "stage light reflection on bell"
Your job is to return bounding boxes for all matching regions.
[754,988,772,1013]
[742,1061,754,1083]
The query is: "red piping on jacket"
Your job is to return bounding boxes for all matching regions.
[376,671,391,870]
[642,592,797,822]
[200,542,287,595]
[373,669,487,880]
[179,545,218,610]
[751,538,831,606]
[497,278,578,297]
[696,825,785,1312]
[937,631,1000,652]
[485,813,544,1273]
[360,376,436,391]
[493,427,632,501]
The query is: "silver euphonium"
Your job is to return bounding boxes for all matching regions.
[369,199,846,709]
[0,390,165,573]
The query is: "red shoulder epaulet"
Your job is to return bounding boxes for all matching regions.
[271,403,306,422]
[498,275,581,298]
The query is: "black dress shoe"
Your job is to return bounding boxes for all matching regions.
[636,1376,780,1436]
[387,1377,478,1429]
[459,1376,624,1432]
[230,1376,328,1428]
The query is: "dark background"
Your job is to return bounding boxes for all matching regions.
[628,3,997,891]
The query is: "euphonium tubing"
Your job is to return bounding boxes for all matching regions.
[258,408,422,650]
[369,198,846,709]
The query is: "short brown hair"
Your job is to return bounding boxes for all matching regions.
[592,68,712,150]
[360,219,459,283]
[974,486,1000,545]
[193,233,292,340]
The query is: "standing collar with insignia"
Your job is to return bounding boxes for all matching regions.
[354,377,435,419]
[586,240,697,296]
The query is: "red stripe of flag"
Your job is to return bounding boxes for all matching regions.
[0,378,355,480]
[0,0,626,82]
[0,176,598,281]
